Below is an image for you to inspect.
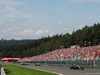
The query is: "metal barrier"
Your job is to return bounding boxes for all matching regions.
[1,67,6,75]
[0,62,2,75]
[0,63,1,75]
[0,63,6,75]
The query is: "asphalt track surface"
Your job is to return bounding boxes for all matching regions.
[14,63,100,75]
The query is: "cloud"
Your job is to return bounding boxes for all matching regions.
[69,0,83,3]
[88,0,100,2]
[0,0,22,5]
[35,30,44,35]
[69,0,100,3]
[63,22,75,34]
[14,29,49,37]
[77,25,84,29]
[56,21,64,25]
[4,6,18,18]
[36,29,49,35]
[1,29,48,40]
[96,9,100,11]
[0,5,35,29]
[2,27,19,32]
[2,5,34,19]
[14,29,34,36]
[0,0,33,21]
[0,1,49,40]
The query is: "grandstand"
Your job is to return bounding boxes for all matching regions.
[19,45,100,62]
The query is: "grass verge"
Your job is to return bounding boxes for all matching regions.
[2,63,58,75]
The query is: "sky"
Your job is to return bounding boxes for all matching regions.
[0,0,100,40]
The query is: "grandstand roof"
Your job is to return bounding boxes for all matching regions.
[1,58,21,61]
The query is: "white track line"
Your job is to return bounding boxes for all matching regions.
[34,68,63,75]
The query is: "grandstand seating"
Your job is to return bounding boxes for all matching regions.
[19,45,100,62]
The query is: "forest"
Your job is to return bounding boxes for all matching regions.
[0,39,35,46]
[0,23,100,58]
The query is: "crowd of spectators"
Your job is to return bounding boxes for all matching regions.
[19,45,100,62]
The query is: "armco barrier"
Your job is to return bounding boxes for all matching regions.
[0,63,6,75]
[1,67,6,75]
[0,63,1,75]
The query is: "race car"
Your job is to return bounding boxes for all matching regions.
[21,63,29,65]
[70,64,84,70]
[35,63,41,66]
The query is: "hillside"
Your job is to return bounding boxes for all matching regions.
[0,39,35,46]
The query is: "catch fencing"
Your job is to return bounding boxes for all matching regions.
[18,58,100,68]
[23,58,100,65]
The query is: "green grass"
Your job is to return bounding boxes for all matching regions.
[2,63,58,75]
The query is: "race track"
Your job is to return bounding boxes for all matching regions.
[17,64,100,75]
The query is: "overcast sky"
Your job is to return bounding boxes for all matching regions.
[0,0,100,40]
